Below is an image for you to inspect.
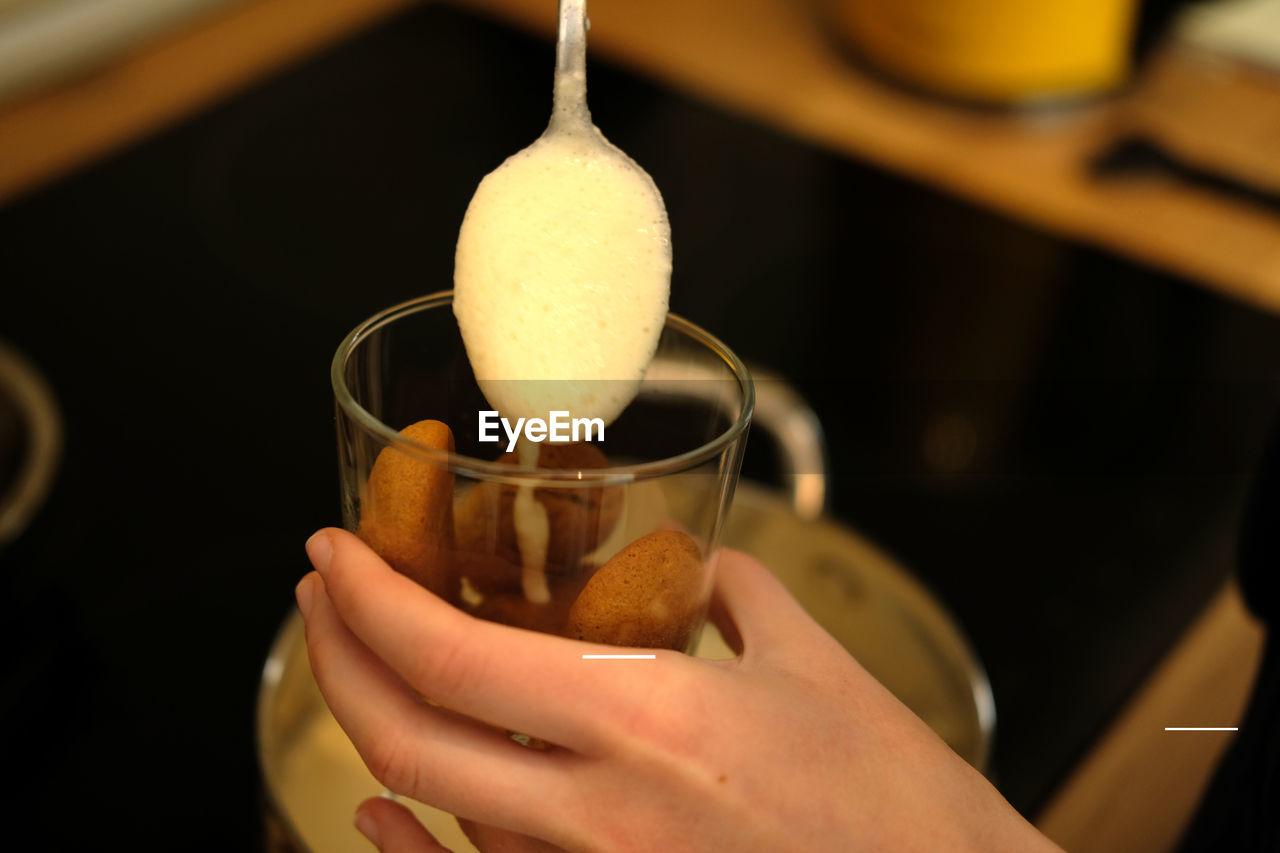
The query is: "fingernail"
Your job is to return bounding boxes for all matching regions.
[295,575,315,617]
[306,530,334,576]
[354,805,380,847]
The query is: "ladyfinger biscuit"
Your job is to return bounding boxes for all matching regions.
[454,442,623,586]
[451,549,524,598]
[462,562,594,633]
[358,420,456,599]
[566,529,705,651]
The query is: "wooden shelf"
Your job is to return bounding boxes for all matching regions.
[0,0,419,207]
[1036,582,1263,851]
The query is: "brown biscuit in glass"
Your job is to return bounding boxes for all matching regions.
[566,530,705,651]
[464,567,594,635]
[358,420,456,600]
[451,549,524,598]
[454,442,623,586]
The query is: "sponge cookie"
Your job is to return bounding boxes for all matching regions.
[466,568,592,635]
[567,530,705,651]
[358,420,456,599]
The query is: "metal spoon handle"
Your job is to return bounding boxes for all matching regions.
[551,0,590,130]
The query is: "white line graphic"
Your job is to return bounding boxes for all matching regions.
[1163,727,1239,731]
[582,654,656,660]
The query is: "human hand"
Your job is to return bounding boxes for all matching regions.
[298,527,1059,852]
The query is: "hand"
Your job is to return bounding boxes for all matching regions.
[298,528,1059,852]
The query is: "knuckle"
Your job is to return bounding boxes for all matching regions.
[612,662,708,754]
[365,734,421,797]
[416,624,484,700]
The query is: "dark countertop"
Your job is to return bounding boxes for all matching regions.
[3,4,1279,847]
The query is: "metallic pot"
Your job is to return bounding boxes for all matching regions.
[257,377,994,851]
[0,339,62,550]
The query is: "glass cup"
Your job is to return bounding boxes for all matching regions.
[331,291,752,653]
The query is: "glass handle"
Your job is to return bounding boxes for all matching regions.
[748,367,827,521]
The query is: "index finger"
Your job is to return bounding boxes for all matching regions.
[308,528,695,752]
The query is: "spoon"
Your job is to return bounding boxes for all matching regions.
[453,0,673,604]
[549,0,590,133]
[453,0,673,432]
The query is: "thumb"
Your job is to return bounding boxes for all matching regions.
[356,797,452,852]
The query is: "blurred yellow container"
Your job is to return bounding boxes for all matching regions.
[829,0,1140,104]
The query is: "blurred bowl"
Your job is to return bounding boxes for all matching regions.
[0,339,61,549]
[256,478,994,852]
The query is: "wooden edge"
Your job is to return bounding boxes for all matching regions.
[1034,581,1265,852]
[0,0,419,205]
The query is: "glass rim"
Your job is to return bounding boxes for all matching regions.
[331,291,755,485]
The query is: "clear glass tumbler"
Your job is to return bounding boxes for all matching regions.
[331,291,752,653]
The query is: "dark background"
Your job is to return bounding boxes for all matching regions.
[3,3,1279,847]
